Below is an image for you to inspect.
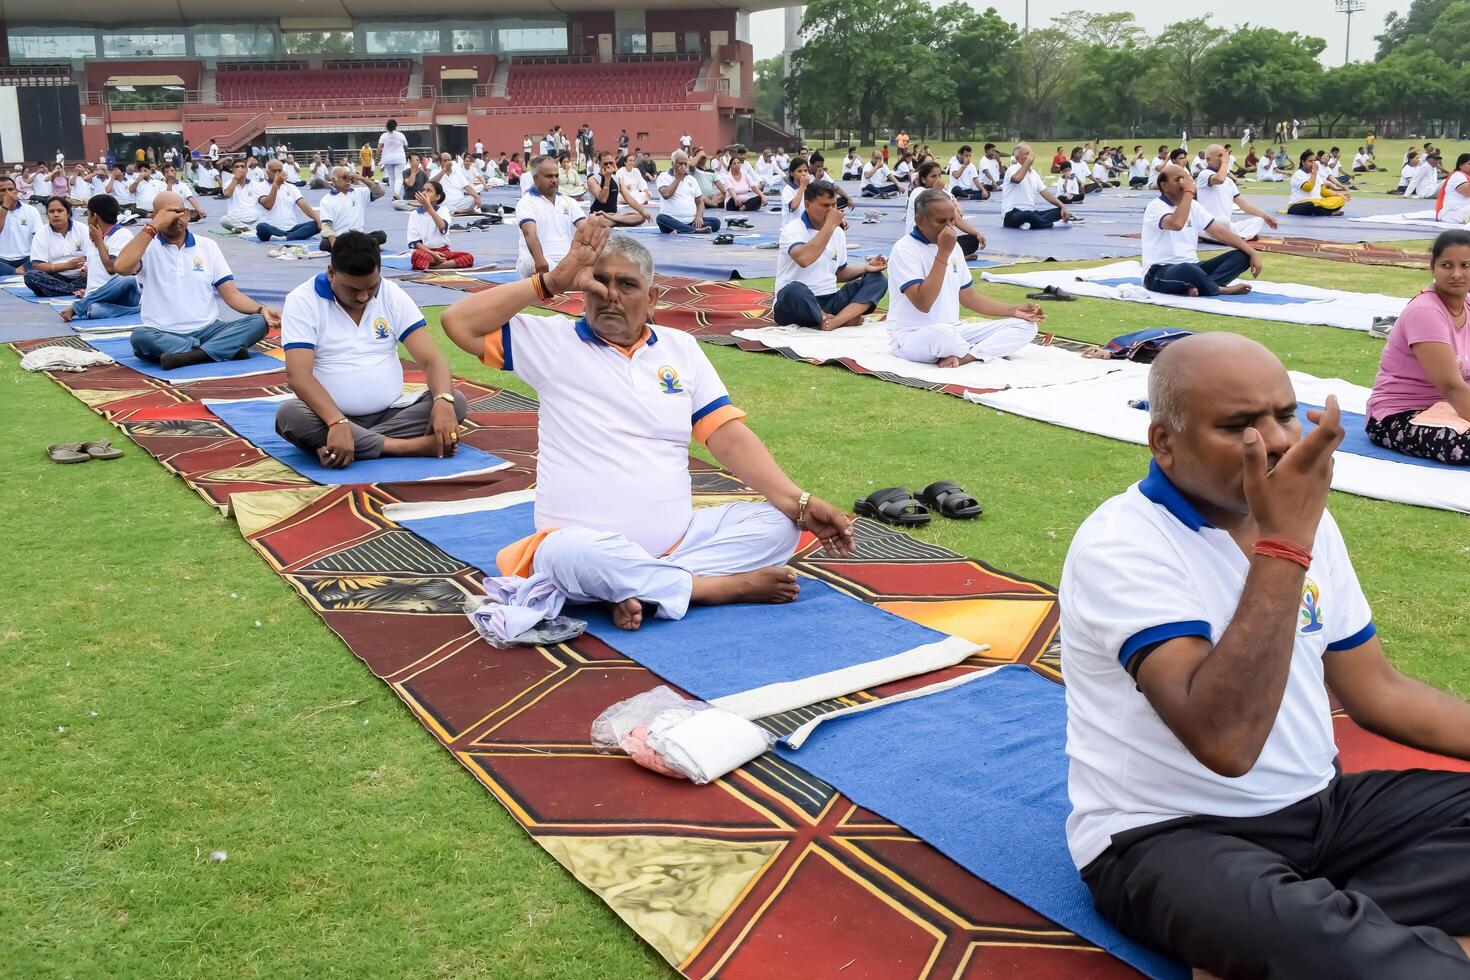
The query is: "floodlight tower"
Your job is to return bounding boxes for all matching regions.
[1335,0,1366,65]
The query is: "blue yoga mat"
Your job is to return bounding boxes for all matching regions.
[68,311,145,332]
[395,499,959,702]
[1092,277,1311,305]
[3,282,72,305]
[776,666,1186,980]
[1302,404,1467,472]
[381,253,415,271]
[87,335,285,382]
[209,397,511,485]
[463,270,521,284]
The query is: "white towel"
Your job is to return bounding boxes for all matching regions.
[649,707,772,784]
[20,346,116,373]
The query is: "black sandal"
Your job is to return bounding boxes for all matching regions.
[916,481,982,520]
[712,233,735,245]
[854,487,931,527]
[1027,285,1075,301]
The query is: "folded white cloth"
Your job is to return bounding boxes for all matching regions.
[470,572,568,643]
[20,346,116,373]
[649,706,772,784]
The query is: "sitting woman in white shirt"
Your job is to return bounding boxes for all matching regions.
[25,197,88,297]
[720,156,764,211]
[906,162,983,260]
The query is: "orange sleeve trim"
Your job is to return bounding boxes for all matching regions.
[495,529,554,578]
[692,405,746,446]
[482,329,506,369]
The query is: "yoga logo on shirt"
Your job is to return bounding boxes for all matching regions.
[1299,578,1324,634]
[372,317,390,341]
[655,364,683,394]
[191,257,204,272]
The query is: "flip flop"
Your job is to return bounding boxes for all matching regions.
[854,487,931,527]
[712,233,734,245]
[81,439,123,460]
[916,481,982,520]
[46,442,90,464]
[1027,285,1075,302]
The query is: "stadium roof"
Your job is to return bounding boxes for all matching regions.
[6,0,786,27]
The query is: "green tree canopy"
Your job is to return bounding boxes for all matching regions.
[1197,28,1325,127]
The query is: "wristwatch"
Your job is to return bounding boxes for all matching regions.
[435,392,456,405]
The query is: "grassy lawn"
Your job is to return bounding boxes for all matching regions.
[3,240,1465,976]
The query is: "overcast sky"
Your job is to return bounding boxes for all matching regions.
[749,0,1401,64]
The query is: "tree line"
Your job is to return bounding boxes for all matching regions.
[762,0,1470,144]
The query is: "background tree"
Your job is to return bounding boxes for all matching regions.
[1197,29,1325,136]
[1011,26,1076,136]
[1142,17,1225,133]
[939,4,1018,137]
[1378,0,1455,58]
[753,55,786,124]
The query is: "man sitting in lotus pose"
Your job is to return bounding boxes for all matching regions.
[1064,332,1470,979]
[774,181,888,331]
[276,231,468,468]
[1196,144,1278,243]
[1142,164,1261,297]
[441,218,854,631]
[885,189,1043,368]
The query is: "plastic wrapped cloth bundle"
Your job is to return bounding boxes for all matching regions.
[462,572,586,647]
[591,685,775,784]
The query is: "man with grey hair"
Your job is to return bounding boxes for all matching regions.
[1142,163,1260,297]
[255,159,322,243]
[442,219,853,631]
[656,151,720,234]
[1060,331,1470,977]
[515,154,586,277]
[884,188,1043,367]
[317,166,386,254]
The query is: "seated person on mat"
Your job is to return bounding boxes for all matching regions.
[1002,143,1073,229]
[158,163,206,222]
[1062,331,1470,979]
[1258,150,1285,182]
[276,231,468,468]
[407,181,475,270]
[1438,154,1470,225]
[1054,162,1085,205]
[841,146,863,180]
[128,164,165,216]
[432,151,484,217]
[719,155,764,211]
[807,153,851,210]
[774,181,888,331]
[1197,144,1278,243]
[691,152,726,210]
[219,161,262,234]
[1409,152,1448,200]
[615,153,652,208]
[441,219,854,631]
[60,194,141,323]
[256,160,323,243]
[655,152,721,235]
[1143,164,1261,297]
[318,166,387,254]
[586,150,651,227]
[1128,147,1150,188]
[24,197,87,297]
[906,162,984,260]
[780,157,810,226]
[0,175,40,275]
[1365,230,1470,465]
[885,189,1043,368]
[947,145,988,201]
[515,155,588,277]
[978,143,1004,193]
[113,192,280,370]
[1288,151,1349,216]
[861,152,900,198]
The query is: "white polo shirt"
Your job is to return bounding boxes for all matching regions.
[132,176,164,211]
[978,156,1001,186]
[406,204,453,249]
[136,230,233,334]
[82,223,133,295]
[885,227,971,332]
[109,174,134,206]
[259,181,306,227]
[1289,167,1323,206]
[776,211,847,296]
[1128,157,1148,181]
[437,164,475,211]
[196,167,219,190]
[1439,171,1470,219]
[29,218,87,279]
[480,313,746,557]
[0,201,39,262]
[514,188,586,269]
[948,162,978,194]
[247,165,266,183]
[1141,195,1213,270]
[1001,164,1046,214]
[319,185,372,235]
[224,178,263,223]
[655,171,704,223]
[378,130,408,166]
[1060,462,1374,869]
[281,273,426,417]
[863,163,892,189]
[779,181,804,225]
[1194,167,1241,227]
[31,171,48,197]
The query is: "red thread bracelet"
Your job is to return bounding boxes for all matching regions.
[1253,537,1312,569]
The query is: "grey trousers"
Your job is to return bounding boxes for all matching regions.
[274,390,468,459]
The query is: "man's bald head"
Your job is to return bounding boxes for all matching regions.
[151,190,190,240]
[1148,333,1287,432]
[153,190,185,214]
[1205,143,1226,168]
[1158,163,1193,200]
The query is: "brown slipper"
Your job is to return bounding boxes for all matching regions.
[81,439,123,460]
[47,442,91,464]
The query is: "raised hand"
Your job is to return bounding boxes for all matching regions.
[1242,395,1342,551]
[545,215,610,298]
[936,222,958,256]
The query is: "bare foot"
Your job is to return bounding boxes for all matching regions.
[381,433,452,457]
[58,305,75,322]
[690,567,800,607]
[1186,287,1200,297]
[819,313,838,331]
[1191,969,1223,980]
[611,597,644,631]
[1220,283,1252,295]
[937,355,961,368]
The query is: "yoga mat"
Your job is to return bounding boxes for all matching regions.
[208,396,513,485]
[3,282,78,306]
[87,335,286,382]
[776,665,1185,980]
[389,495,979,715]
[1302,404,1467,473]
[1089,276,1311,306]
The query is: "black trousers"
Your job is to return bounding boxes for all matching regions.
[1083,769,1470,979]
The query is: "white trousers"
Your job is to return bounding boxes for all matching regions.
[1407,175,1442,199]
[383,163,404,199]
[532,501,800,621]
[888,317,1038,364]
[1257,172,1284,182]
[219,216,256,232]
[1204,216,1265,242]
[1439,203,1470,224]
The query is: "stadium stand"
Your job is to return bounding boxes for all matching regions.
[215,61,412,105]
[504,56,701,106]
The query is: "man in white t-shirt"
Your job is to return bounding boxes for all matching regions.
[432,151,483,216]
[1002,144,1072,229]
[318,167,387,253]
[218,160,263,234]
[773,182,888,331]
[753,149,785,194]
[885,189,1042,367]
[862,152,899,198]
[255,160,322,242]
[977,144,1003,191]
[1142,164,1260,297]
[1126,147,1150,188]
[514,154,588,276]
[377,119,409,201]
[60,194,141,323]
[275,231,467,468]
[0,175,39,275]
[1256,152,1283,182]
[112,191,280,370]
[441,222,853,632]
[207,140,219,162]
[1063,331,1470,978]
[1196,144,1277,243]
[129,164,166,215]
[1436,152,1470,224]
[655,152,720,234]
[1407,152,1444,200]
[946,145,987,200]
[474,138,484,157]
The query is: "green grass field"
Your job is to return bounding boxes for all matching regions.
[3,236,1466,976]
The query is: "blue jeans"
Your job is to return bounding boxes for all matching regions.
[0,257,28,276]
[1143,248,1252,297]
[656,213,721,234]
[130,315,268,364]
[773,272,889,328]
[72,275,142,320]
[1003,206,1062,230]
[256,220,318,242]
